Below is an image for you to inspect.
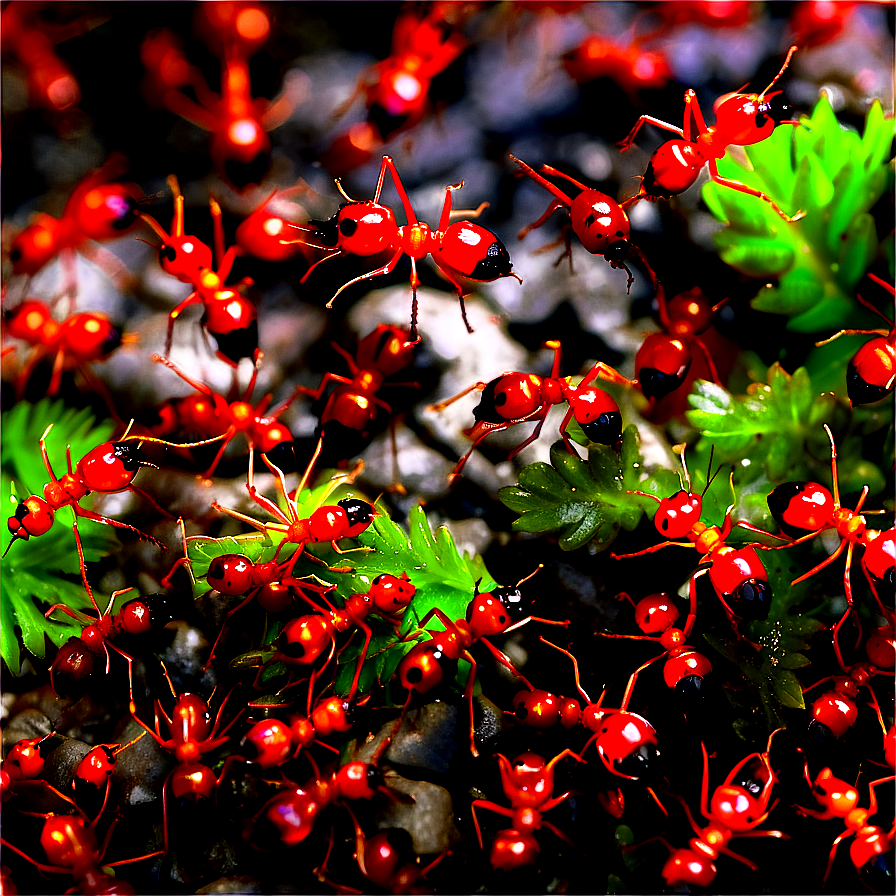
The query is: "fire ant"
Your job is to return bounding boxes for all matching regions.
[1,732,58,802]
[0,807,161,895]
[326,2,469,172]
[470,750,585,870]
[212,453,377,583]
[128,664,244,853]
[388,571,567,757]
[758,425,894,634]
[802,769,896,889]
[248,756,388,849]
[7,155,141,295]
[3,298,132,417]
[815,274,895,406]
[151,352,303,479]
[599,589,713,704]
[280,154,522,340]
[296,323,419,463]
[612,454,776,627]
[235,185,313,263]
[140,9,296,189]
[655,734,787,888]
[138,175,259,366]
[427,338,622,480]
[4,426,178,603]
[618,46,804,222]
[508,153,658,288]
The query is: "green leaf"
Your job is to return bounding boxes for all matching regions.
[497,427,680,552]
[702,96,895,332]
[1,400,117,674]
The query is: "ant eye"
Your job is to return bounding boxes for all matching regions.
[339,218,358,237]
[755,111,770,128]
[604,240,629,262]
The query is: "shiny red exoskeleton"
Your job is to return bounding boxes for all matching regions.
[325,2,471,174]
[297,324,418,462]
[391,576,565,757]
[47,587,173,701]
[658,736,786,888]
[0,808,160,895]
[3,300,127,406]
[235,186,311,262]
[471,750,584,870]
[281,155,522,339]
[614,463,775,625]
[5,428,169,602]
[561,31,670,99]
[128,668,242,852]
[816,275,895,406]
[7,157,141,293]
[801,770,896,889]
[240,694,356,768]
[509,154,655,289]
[151,352,301,479]
[140,7,294,189]
[428,338,622,480]
[138,176,258,366]
[761,425,894,635]
[274,573,415,699]
[1,732,57,803]
[618,46,803,222]
[599,589,713,704]
[213,455,376,584]
[249,759,385,849]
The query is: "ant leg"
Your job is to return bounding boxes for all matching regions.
[165,293,202,357]
[206,593,257,666]
[619,652,669,710]
[346,622,373,703]
[611,541,694,560]
[436,180,463,231]
[706,160,804,222]
[326,250,404,309]
[151,354,215,396]
[791,539,848,586]
[463,653,480,756]
[470,801,513,849]
[506,414,550,460]
[73,507,166,549]
[127,484,176,520]
[618,115,683,151]
[427,382,488,412]
[518,200,568,241]
[816,327,888,348]
[508,154,574,207]
[447,432,494,482]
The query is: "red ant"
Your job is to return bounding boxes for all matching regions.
[470,750,585,870]
[815,274,895,406]
[235,185,313,262]
[3,298,133,418]
[509,153,656,288]
[248,756,388,849]
[561,29,670,99]
[296,323,419,463]
[326,2,469,172]
[1,732,57,803]
[4,426,180,604]
[46,586,174,701]
[618,46,804,222]
[128,664,244,853]
[388,571,566,757]
[140,10,296,189]
[759,425,894,636]
[193,2,273,59]
[0,807,161,895]
[654,734,787,888]
[212,451,377,583]
[612,454,776,627]
[138,176,259,366]
[427,338,622,480]
[599,589,713,703]
[151,352,303,479]
[803,769,896,889]
[280,154,522,340]
[7,155,141,295]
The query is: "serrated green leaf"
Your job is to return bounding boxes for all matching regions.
[498,427,679,551]
[772,670,806,709]
[702,96,895,333]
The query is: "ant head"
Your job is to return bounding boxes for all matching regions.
[61,313,122,362]
[473,374,544,425]
[355,324,416,376]
[466,581,519,636]
[9,218,62,276]
[334,202,398,256]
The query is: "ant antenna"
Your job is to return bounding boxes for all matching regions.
[334,178,355,203]
[702,446,724,496]
[674,443,691,492]
[515,563,544,588]
[759,45,797,100]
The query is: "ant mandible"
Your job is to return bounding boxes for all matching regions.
[657,734,787,888]
[471,750,585,870]
[815,274,895,406]
[427,338,622,480]
[280,154,522,340]
[618,46,804,222]
[508,153,658,289]
[138,176,258,367]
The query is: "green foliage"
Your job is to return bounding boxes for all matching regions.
[686,365,885,514]
[1,400,117,674]
[702,95,894,333]
[703,544,825,732]
[498,427,681,551]
[196,485,498,697]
